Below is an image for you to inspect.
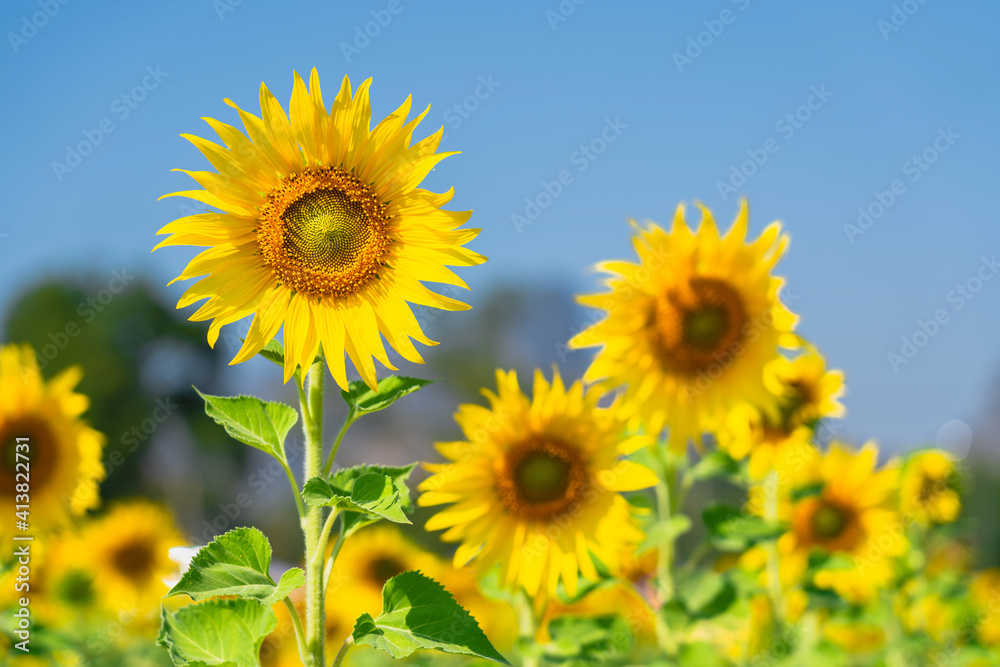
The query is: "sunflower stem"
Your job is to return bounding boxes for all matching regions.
[321,416,353,478]
[282,597,308,666]
[654,443,679,657]
[301,361,326,667]
[515,590,539,667]
[332,635,354,667]
[763,470,786,632]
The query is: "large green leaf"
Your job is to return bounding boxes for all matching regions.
[688,450,740,481]
[702,504,784,551]
[541,615,631,663]
[352,570,508,664]
[166,527,304,606]
[341,376,433,418]
[196,389,297,463]
[302,473,411,525]
[157,598,276,667]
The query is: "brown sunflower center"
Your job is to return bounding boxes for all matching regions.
[257,166,391,299]
[111,539,156,584]
[0,416,58,497]
[652,277,747,375]
[918,475,943,504]
[811,503,848,539]
[367,555,406,586]
[496,437,587,520]
[798,497,863,552]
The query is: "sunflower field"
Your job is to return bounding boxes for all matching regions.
[3,3,1000,667]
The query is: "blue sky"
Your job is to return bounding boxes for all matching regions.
[1,0,998,452]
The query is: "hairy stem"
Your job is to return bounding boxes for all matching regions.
[301,362,326,667]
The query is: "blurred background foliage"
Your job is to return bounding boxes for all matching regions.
[4,271,999,568]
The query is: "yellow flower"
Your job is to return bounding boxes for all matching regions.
[70,501,185,615]
[779,442,905,603]
[419,368,657,599]
[721,348,844,479]
[569,200,797,450]
[823,620,884,653]
[971,570,1000,646]
[0,343,105,535]
[156,70,485,388]
[900,450,961,524]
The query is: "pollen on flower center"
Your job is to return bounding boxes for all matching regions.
[652,277,748,375]
[257,166,391,299]
[496,437,587,520]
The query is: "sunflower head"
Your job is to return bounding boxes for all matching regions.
[899,450,961,525]
[419,368,656,599]
[776,442,906,602]
[72,501,185,614]
[569,200,797,451]
[156,70,486,388]
[0,344,105,535]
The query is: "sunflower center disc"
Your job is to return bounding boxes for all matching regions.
[653,277,748,375]
[281,188,372,273]
[0,417,56,495]
[515,451,572,504]
[368,556,406,585]
[111,540,156,583]
[257,166,391,299]
[497,437,587,520]
[811,503,848,539]
[918,475,941,504]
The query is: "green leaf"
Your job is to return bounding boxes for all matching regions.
[166,527,304,606]
[677,641,730,667]
[302,473,411,525]
[316,463,417,536]
[702,504,784,551]
[542,615,631,663]
[196,389,297,463]
[254,338,320,371]
[341,376,433,418]
[351,570,508,664]
[157,598,276,667]
[688,450,739,481]
[678,570,736,620]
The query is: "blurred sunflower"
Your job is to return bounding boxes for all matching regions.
[325,524,441,648]
[569,200,797,450]
[419,368,656,599]
[899,450,961,525]
[972,570,1000,646]
[0,343,105,534]
[73,501,185,615]
[779,442,905,603]
[155,69,485,388]
[722,348,844,479]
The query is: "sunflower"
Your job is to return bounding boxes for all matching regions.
[419,368,656,599]
[0,344,105,535]
[722,348,844,479]
[569,200,797,451]
[155,70,486,388]
[899,450,961,525]
[971,570,1000,646]
[778,442,905,603]
[72,501,185,615]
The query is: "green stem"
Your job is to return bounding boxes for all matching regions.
[321,416,353,477]
[654,444,679,656]
[332,636,354,667]
[763,471,785,631]
[282,597,308,666]
[279,458,307,522]
[323,522,347,592]
[515,591,539,667]
[301,361,326,667]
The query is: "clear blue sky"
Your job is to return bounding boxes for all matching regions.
[1,0,998,452]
